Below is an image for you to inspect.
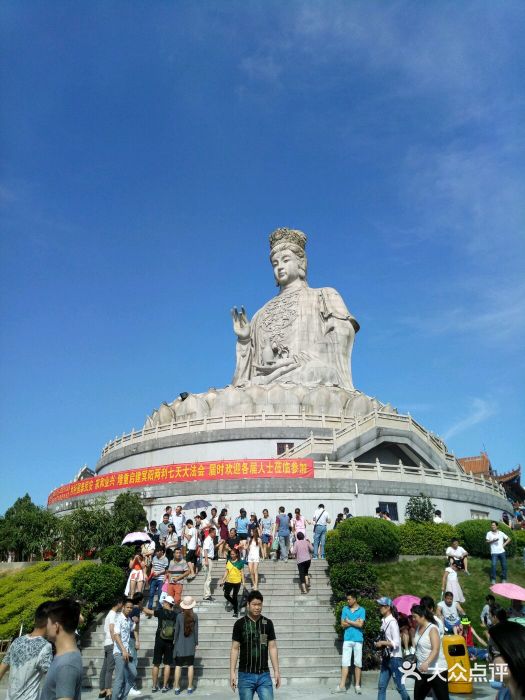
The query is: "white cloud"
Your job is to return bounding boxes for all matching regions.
[236,2,524,124]
[443,397,497,441]
[401,280,525,344]
[401,141,525,256]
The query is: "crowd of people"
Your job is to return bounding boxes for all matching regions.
[1,504,524,700]
[331,518,524,699]
[333,590,525,700]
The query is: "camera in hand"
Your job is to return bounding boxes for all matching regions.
[375,630,391,660]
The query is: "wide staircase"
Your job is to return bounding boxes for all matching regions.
[81,559,341,689]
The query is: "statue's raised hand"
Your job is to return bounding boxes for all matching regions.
[231,306,251,341]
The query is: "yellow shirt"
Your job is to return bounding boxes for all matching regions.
[225,560,244,584]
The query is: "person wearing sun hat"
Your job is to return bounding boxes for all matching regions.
[459,616,488,661]
[374,597,410,700]
[174,596,199,695]
[143,595,178,693]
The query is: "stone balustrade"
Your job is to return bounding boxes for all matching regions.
[312,459,506,497]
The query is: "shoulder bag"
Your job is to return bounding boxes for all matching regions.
[404,623,432,666]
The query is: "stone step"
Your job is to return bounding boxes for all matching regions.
[83,646,340,661]
[81,563,340,687]
[82,669,343,688]
[84,630,338,647]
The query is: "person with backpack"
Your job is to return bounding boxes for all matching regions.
[143,595,178,693]
[173,596,199,696]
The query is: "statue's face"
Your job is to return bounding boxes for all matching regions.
[271,249,302,287]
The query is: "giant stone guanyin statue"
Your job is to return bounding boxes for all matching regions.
[145,228,393,427]
[231,228,359,389]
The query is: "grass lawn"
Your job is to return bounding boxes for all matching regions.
[375,556,525,634]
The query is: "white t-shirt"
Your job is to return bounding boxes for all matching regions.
[313,508,330,526]
[433,516,443,524]
[437,600,460,623]
[3,634,52,700]
[103,609,118,646]
[202,535,215,560]
[446,545,467,559]
[184,526,198,550]
[486,530,507,554]
[172,513,186,535]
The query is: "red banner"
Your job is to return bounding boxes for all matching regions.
[47,458,314,505]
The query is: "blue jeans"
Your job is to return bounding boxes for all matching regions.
[112,653,137,700]
[238,671,274,700]
[313,525,327,558]
[491,553,507,581]
[148,577,163,609]
[378,656,410,700]
[278,535,290,561]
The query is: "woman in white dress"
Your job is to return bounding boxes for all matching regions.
[441,558,465,604]
[247,526,263,589]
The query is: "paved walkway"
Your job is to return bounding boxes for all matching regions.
[0,678,494,700]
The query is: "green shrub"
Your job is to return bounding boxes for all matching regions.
[99,545,136,570]
[329,561,378,600]
[70,563,126,609]
[326,532,372,566]
[0,562,89,639]
[333,597,382,670]
[335,517,400,561]
[512,529,525,552]
[455,520,516,559]
[398,521,457,555]
[405,494,435,523]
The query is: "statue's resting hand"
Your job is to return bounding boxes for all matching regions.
[231,306,251,341]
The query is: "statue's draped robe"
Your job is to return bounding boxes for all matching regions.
[232,285,359,390]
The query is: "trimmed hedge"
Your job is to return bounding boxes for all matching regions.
[329,561,378,600]
[513,529,525,553]
[326,532,372,566]
[455,519,516,559]
[71,563,126,609]
[99,545,136,570]
[398,521,458,555]
[0,562,89,639]
[335,516,400,561]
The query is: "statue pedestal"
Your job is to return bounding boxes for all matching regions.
[145,383,396,428]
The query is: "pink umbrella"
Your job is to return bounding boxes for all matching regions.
[393,594,421,616]
[490,583,525,601]
[121,531,152,546]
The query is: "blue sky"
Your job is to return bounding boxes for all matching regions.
[1,1,524,513]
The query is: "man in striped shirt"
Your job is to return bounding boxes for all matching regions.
[230,590,281,699]
[147,546,168,610]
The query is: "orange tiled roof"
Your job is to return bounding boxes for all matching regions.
[458,452,492,476]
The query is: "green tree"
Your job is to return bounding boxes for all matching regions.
[110,491,147,540]
[405,494,435,523]
[58,500,112,559]
[0,494,60,561]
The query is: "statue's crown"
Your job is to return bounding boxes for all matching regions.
[269,227,307,252]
